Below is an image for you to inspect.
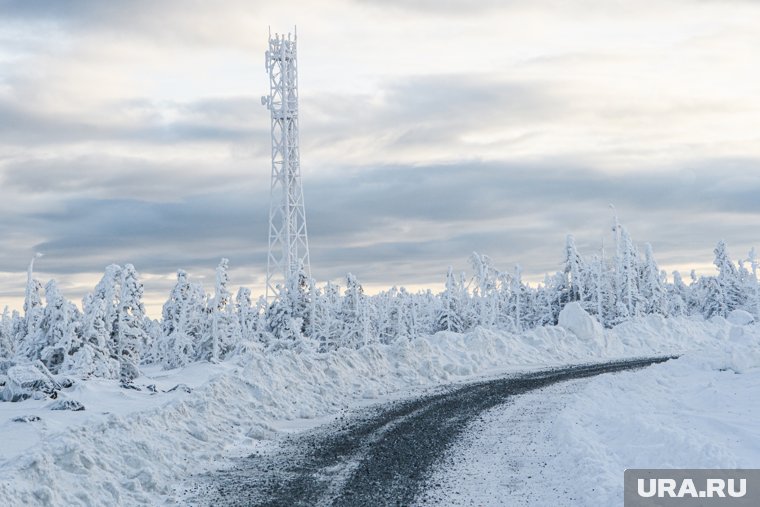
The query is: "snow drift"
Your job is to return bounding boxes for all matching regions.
[545,319,760,506]
[0,314,738,506]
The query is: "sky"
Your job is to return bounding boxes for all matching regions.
[1,0,759,316]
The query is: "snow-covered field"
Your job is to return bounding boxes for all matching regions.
[0,306,756,506]
[421,313,760,506]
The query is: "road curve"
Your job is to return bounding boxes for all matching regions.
[190,357,673,507]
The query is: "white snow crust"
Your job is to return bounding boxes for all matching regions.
[0,314,751,505]
[420,316,760,506]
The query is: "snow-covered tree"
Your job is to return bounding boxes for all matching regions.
[0,307,12,358]
[469,252,498,328]
[203,258,241,361]
[157,269,206,368]
[373,287,399,343]
[712,240,743,315]
[748,248,760,319]
[235,287,259,341]
[563,235,588,303]
[614,226,642,323]
[668,271,688,317]
[36,280,80,374]
[339,273,370,348]
[588,253,615,328]
[90,264,123,362]
[266,269,311,349]
[512,265,524,332]
[16,255,45,359]
[435,267,465,333]
[116,264,146,383]
[688,241,743,319]
[639,244,668,315]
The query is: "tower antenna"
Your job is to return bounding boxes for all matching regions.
[262,29,311,300]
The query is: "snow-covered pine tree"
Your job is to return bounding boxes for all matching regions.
[37,280,81,374]
[89,264,123,364]
[67,292,119,378]
[338,273,370,348]
[9,310,23,355]
[563,235,588,303]
[314,281,342,351]
[374,287,400,343]
[699,275,726,319]
[265,268,315,350]
[0,307,12,358]
[204,258,241,361]
[414,289,438,337]
[587,254,613,327]
[534,273,564,326]
[614,226,642,323]
[158,269,206,368]
[513,265,524,332]
[80,293,108,354]
[639,243,668,315]
[435,267,465,333]
[235,287,257,341]
[398,287,423,340]
[469,252,498,328]
[141,316,162,365]
[16,256,45,360]
[748,248,760,319]
[669,271,688,317]
[56,292,117,378]
[305,278,320,341]
[711,240,743,316]
[518,280,540,330]
[116,264,146,383]
[303,280,338,348]
[494,271,513,331]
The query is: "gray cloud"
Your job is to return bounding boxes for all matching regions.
[1,156,758,308]
[22,193,265,269]
[0,0,269,49]
[1,0,758,313]
[0,97,267,146]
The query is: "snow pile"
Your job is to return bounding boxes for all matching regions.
[558,302,606,352]
[0,362,60,402]
[727,309,754,326]
[546,320,760,506]
[0,314,741,505]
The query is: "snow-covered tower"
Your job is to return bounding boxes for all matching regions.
[261,29,311,300]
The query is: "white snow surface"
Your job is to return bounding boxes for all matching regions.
[420,317,760,506]
[557,302,606,350]
[0,312,749,506]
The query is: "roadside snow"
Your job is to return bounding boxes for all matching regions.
[420,318,760,506]
[416,378,592,506]
[0,313,741,505]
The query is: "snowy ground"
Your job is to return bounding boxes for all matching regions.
[416,378,592,506]
[0,308,756,506]
[420,321,760,506]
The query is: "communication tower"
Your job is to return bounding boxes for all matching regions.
[261,29,311,299]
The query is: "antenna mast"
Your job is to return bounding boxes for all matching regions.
[262,29,311,300]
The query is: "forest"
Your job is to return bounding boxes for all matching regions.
[0,219,756,387]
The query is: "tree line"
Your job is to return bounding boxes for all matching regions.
[1,220,757,384]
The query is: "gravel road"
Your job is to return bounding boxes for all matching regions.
[189,357,673,506]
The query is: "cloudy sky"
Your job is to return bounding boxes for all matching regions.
[1,0,759,315]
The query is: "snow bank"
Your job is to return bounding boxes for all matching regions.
[546,320,760,505]
[558,302,606,351]
[0,315,739,505]
[727,309,754,326]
